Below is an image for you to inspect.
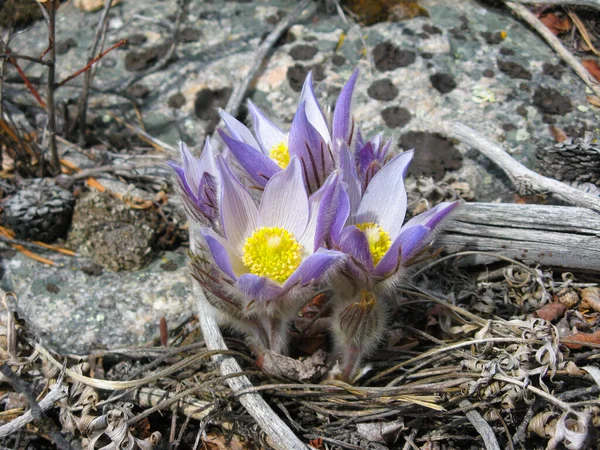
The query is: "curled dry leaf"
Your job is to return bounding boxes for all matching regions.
[555,288,579,309]
[528,411,558,438]
[580,287,600,312]
[582,59,600,83]
[256,349,328,382]
[536,302,567,322]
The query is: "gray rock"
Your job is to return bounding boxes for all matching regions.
[0,250,193,354]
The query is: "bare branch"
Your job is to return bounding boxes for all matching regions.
[510,0,600,8]
[452,122,600,213]
[505,1,600,99]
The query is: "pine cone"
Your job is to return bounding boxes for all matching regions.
[536,135,600,186]
[2,178,75,243]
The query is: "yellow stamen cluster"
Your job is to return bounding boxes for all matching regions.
[269,142,290,169]
[242,226,302,283]
[355,222,391,266]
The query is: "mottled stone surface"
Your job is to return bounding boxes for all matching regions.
[0,250,192,354]
[4,0,600,353]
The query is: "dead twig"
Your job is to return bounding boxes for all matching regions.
[0,364,72,449]
[57,39,127,88]
[452,123,600,213]
[219,0,315,123]
[510,0,600,8]
[0,381,68,438]
[46,0,59,173]
[75,0,114,146]
[459,399,501,450]
[110,0,186,94]
[504,2,600,99]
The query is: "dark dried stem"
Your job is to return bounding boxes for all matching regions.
[77,0,114,146]
[0,53,52,66]
[108,0,186,93]
[218,0,314,123]
[46,0,58,173]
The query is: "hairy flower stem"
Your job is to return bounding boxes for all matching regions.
[331,290,386,381]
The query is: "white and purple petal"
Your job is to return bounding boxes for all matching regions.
[258,157,309,238]
[300,172,350,252]
[217,156,259,250]
[237,274,283,302]
[283,249,345,289]
[218,129,280,188]
[402,201,460,229]
[332,69,358,146]
[299,71,330,143]
[247,101,287,155]
[339,226,374,270]
[339,141,361,219]
[354,151,413,240]
[219,109,260,149]
[201,227,245,280]
[288,101,330,193]
[373,224,428,277]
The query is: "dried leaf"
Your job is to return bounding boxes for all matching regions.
[587,95,600,107]
[536,302,567,322]
[563,330,600,349]
[567,10,599,56]
[540,13,571,35]
[582,59,600,82]
[356,419,404,444]
[257,349,328,382]
[555,288,579,308]
[203,433,247,450]
[580,287,600,312]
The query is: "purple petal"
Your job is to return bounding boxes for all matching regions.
[377,137,392,160]
[247,101,287,154]
[332,69,358,147]
[288,101,331,193]
[355,127,364,151]
[258,157,309,238]
[356,141,375,177]
[301,172,350,251]
[299,71,330,143]
[374,224,427,277]
[355,151,413,240]
[179,142,202,197]
[402,201,460,229]
[238,273,282,302]
[219,109,260,149]
[218,129,280,188]
[339,226,374,270]
[339,142,361,218]
[217,156,258,249]
[201,228,238,280]
[399,224,433,265]
[283,249,345,288]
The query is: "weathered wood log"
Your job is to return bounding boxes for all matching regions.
[437,203,600,273]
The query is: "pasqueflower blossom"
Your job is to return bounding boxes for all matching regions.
[332,145,459,379]
[167,140,219,224]
[198,155,346,353]
[218,70,358,193]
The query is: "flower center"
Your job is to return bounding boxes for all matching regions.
[355,222,391,266]
[269,142,290,169]
[242,226,302,283]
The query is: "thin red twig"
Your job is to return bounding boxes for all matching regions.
[56,39,126,87]
[7,55,46,108]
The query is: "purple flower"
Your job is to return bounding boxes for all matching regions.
[338,144,460,281]
[354,131,393,192]
[167,140,219,224]
[199,156,346,352]
[218,70,358,193]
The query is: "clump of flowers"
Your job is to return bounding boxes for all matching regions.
[168,70,459,379]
